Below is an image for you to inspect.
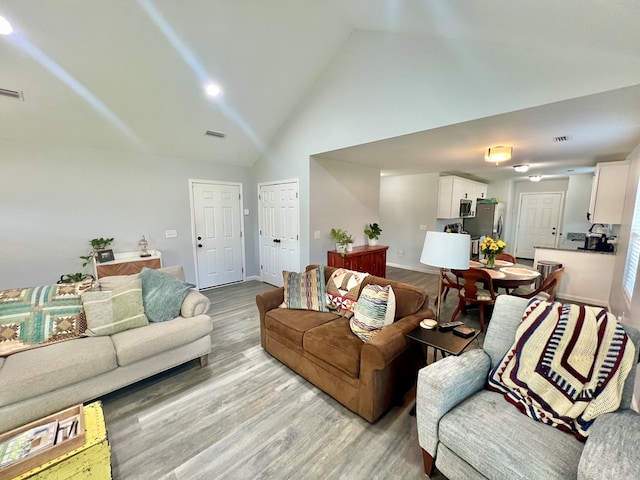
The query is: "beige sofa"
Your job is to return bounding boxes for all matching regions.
[256,265,434,422]
[0,266,213,433]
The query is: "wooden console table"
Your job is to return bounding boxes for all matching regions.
[327,245,388,277]
[93,250,162,279]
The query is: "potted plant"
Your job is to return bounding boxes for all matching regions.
[345,233,355,252]
[364,223,382,246]
[80,237,114,267]
[330,228,350,254]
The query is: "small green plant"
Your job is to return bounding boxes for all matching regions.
[330,228,350,245]
[80,237,114,267]
[364,223,382,240]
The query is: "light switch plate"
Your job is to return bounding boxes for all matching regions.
[314,230,321,239]
[244,209,249,216]
[165,229,178,238]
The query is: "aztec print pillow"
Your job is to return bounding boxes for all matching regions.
[281,266,328,312]
[0,281,92,355]
[82,278,149,336]
[350,284,396,342]
[326,268,369,318]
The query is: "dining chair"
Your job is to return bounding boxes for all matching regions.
[496,252,517,264]
[435,270,463,306]
[511,267,565,302]
[450,268,497,332]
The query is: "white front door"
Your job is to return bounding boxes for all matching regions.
[258,181,300,287]
[515,192,563,258]
[192,181,244,289]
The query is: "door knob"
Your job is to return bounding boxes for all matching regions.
[198,243,203,248]
[197,236,202,240]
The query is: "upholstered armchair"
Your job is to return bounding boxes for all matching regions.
[416,295,640,479]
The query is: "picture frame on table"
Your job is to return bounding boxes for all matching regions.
[96,249,115,263]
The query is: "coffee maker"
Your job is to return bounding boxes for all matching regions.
[584,224,610,251]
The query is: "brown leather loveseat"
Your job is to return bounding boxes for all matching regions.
[256,265,434,422]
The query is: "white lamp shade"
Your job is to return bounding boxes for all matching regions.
[420,231,471,270]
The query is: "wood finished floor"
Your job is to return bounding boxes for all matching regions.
[101,266,484,479]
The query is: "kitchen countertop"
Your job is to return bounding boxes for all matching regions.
[534,246,616,255]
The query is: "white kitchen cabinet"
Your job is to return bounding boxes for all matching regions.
[588,161,629,224]
[437,176,487,218]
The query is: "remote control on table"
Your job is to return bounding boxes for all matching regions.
[438,321,465,331]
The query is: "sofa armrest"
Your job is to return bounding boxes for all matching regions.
[180,290,211,318]
[361,311,434,370]
[416,349,491,457]
[255,288,285,318]
[256,288,285,347]
[578,409,640,480]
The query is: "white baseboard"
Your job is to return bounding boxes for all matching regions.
[555,294,609,309]
[245,275,261,282]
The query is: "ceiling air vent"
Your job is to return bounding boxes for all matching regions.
[0,88,24,101]
[205,130,226,138]
[553,135,569,142]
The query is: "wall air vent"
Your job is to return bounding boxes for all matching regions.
[0,88,24,100]
[205,130,226,138]
[553,135,569,142]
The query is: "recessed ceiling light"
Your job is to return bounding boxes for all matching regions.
[0,16,13,35]
[529,175,542,182]
[513,164,530,173]
[205,83,221,97]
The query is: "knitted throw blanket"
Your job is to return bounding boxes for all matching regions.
[487,298,635,440]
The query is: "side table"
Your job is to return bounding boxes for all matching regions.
[406,326,480,364]
[13,402,111,479]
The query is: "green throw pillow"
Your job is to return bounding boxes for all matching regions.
[139,268,195,322]
[282,266,328,312]
[82,278,148,336]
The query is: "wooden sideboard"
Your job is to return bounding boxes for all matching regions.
[327,245,388,277]
[94,250,162,279]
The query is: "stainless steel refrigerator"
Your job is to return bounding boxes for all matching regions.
[463,202,505,239]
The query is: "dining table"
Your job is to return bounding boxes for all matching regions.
[468,259,540,291]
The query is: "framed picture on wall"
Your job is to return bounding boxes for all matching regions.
[96,249,115,263]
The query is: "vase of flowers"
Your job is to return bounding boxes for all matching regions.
[480,236,507,268]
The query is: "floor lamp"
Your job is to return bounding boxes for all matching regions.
[420,231,471,323]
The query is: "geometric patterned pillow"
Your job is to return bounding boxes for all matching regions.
[326,268,369,318]
[281,266,328,312]
[350,284,396,342]
[82,278,148,336]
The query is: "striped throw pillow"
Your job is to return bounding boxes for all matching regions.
[82,278,149,336]
[282,266,328,312]
[350,284,396,342]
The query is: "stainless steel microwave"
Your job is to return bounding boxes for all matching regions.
[460,199,473,217]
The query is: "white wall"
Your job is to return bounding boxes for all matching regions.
[309,156,380,265]
[379,173,440,271]
[253,29,640,266]
[0,139,257,289]
[608,141,640,410]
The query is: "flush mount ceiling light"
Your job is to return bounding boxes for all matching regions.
[0,15,13,35]
[205,83,221,97]
[529,175,542,182]
[485,146,512,165]
[513,164,530,173]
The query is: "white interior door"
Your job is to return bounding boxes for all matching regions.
[192,182,244,289]
[259,181,300,287]
[515,192,563,258]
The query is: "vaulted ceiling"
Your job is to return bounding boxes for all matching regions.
[2,1,640,180]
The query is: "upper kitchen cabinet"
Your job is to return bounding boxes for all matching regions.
[437,176,487,219]
[588,161,629,224]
